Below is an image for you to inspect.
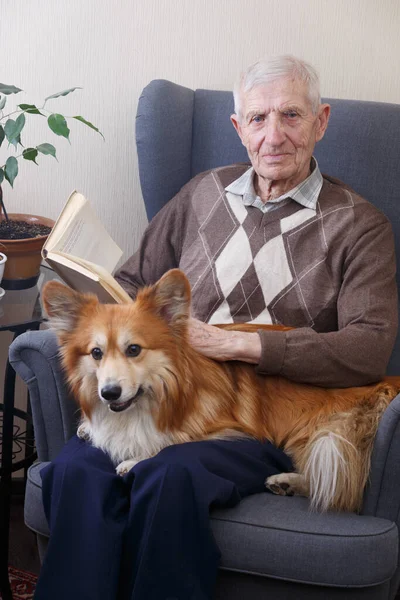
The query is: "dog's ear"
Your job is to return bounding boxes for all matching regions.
[151,269,191,326]
[43,281,98,334]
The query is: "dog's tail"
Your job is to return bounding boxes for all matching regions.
[304,385,394,512]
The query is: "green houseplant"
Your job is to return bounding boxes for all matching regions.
[0,83,103,288]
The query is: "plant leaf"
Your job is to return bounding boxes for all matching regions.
[73,115,105,140]
[18,103,44,115]
[0,168,4,184]
[22,148,39,164]
[4,119,18,149]
[44,87,82,102]
[0,83,22,95]
[4,156,18,187]
[0,95,6,110]
[4,119,17,140]
[0,126,4,148]
[4,114,25,147]
[15,113,26,135]
[37,143,57,159]
[47,113,70,140]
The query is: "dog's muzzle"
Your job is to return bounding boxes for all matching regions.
[100,384,144,412]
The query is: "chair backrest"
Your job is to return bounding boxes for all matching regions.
[135,79,400,373]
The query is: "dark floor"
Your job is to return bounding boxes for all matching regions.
[9,490,40,575]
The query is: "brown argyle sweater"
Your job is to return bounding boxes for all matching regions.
[115,164,398,388]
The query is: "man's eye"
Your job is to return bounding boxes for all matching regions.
[284,111,298,119]
[91,347,103,360]
[251,115,264,123]
[126,344,141,357]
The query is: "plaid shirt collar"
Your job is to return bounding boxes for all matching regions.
[225,157,322,213]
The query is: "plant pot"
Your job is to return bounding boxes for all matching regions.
[0,213,55,290]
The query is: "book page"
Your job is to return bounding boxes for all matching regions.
[45,252,132,304]
[67,256,132,303]
[60,269,120,303]
[43,191,123,273]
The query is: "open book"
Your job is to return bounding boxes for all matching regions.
[42,191,132,303]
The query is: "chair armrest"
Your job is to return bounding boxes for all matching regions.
[362,392,400,520]
[9,328,79,462]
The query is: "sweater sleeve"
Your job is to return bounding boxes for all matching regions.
[256,217,398,388]
[114,196,184,299]
[115,170,216,298]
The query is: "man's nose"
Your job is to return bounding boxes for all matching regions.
[263,115,286,146]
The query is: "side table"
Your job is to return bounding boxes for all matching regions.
[0,265,58,600]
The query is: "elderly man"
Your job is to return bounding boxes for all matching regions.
[116,56,396,388]
[35,56,397,600]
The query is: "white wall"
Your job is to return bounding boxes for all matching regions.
[0,0,399,260]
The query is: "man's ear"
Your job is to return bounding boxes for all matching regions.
[230,113,245,146]
[315,103,331,143]
[150,269,191,326]
[43,281,98,335]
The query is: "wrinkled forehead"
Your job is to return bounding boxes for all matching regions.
[241,76,314,115]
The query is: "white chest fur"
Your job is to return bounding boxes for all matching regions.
[84,397,173,466]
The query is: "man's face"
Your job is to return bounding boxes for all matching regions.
[231,77,330,191]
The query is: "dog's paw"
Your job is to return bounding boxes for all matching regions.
[77,422,92,442]
[265,473,296,496]
[265,472,309,498]
[116,459,139,476]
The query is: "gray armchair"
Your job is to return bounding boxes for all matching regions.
[10,80,400,599]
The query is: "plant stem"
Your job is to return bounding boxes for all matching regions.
[0,107,52,122]
[0,109,26,121]
[0,185,9,222]
[1,151,24,168]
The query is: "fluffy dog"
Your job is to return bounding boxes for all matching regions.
[43,269,400,512]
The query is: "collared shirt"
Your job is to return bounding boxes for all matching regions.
[225,157,323,213]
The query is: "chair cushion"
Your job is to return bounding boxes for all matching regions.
[26,461,398,588]
[213,493,398,587]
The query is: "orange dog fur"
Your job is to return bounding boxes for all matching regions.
[43,269,400,513]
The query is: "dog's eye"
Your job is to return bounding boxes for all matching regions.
[126,344,141,357]
[91,347,103,360]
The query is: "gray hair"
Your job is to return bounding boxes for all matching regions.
[233,55,321,120]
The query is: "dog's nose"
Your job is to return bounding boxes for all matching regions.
[101,384,122,401]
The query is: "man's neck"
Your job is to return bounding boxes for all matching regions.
[255,167,312,203]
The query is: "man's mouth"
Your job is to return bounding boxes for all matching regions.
[108,387,144,412]
[263,153,289,161]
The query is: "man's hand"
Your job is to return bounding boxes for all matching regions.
[188,317,262,364]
